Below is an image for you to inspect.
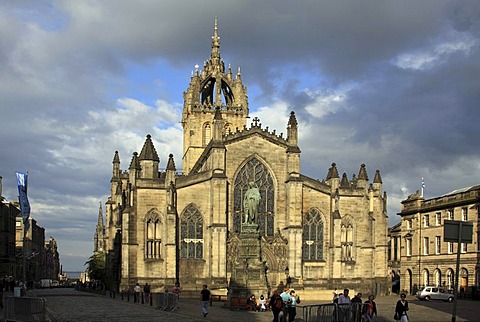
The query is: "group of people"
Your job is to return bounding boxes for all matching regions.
[270,287,300,322]
[333,288,378,322]
[333,287,410,322]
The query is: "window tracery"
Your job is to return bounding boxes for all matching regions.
[180,204,204,259]
[145,211,161,259]
[302,208,324,261]
[341,219,354,262]
[233,158,274,236]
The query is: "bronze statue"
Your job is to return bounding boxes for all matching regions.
[243,181,260,224]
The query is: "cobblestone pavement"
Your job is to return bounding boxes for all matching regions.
[3,288,480,322]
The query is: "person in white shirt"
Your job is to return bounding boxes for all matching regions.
[338,288,351,304]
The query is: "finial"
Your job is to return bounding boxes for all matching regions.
[211,17,221,64]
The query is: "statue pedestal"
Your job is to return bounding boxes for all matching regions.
[241,223,258,234]
[227,226,270,302]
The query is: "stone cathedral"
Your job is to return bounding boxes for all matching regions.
[94,20,389,299]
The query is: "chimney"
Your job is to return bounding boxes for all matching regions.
[0,175,3,197]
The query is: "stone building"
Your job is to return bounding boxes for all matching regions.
[0,176,18,278]
[98,20,389,298]
[397,186,480,296]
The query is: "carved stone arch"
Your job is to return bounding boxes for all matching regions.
[233,155,276,236]
[261,230,288,286]
[145,208,162,222]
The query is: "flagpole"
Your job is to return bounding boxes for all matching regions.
[421,177,425,198]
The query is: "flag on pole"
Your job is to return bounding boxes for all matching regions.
[421,177,425,197]
[15,171,31,231]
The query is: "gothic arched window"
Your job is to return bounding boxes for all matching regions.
[180,204,204,259]
[233,158,274,236]
[341,219,354,262]
[203,123,211,146]
[302,208,324,261]
[145,210,161,259]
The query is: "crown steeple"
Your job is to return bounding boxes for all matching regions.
[181,18,249,175]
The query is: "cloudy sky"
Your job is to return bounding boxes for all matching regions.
[1,1,479,272]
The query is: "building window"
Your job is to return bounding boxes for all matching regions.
[180,204,203,259]
[341,221,354,262]
[462,208,468,221]
[145,211,161,259]
[233,157,275,236]
[203,123,211,146]
[423,269,430,287]
[423,237,429,255]
[447,209,454,220]
[461,243,467,253]
[448,242,454,254]
[435,236,441,254]
[436,213,441,226]
[406,219,412,230]
[302,208,324,261]
[423,214,430,227]
[406,238,412,257]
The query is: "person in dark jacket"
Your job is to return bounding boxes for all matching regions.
[351,292,363,303]
[363,294,377,322]
[395,293,409,322]
[270,289,283,322]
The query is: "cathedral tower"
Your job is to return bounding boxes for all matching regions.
[181,18,249,174]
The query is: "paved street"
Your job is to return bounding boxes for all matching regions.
[3,288,480,321]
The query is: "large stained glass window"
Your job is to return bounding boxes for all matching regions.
[302,208,324,261]
[180,204,203,259]
[233,158,274,236]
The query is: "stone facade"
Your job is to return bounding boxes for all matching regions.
[395,186,480,297]
[98,19,389,299]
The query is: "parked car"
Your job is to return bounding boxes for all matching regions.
[416,286,454,302]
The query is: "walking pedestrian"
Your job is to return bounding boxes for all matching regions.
[143,283,151,303]
[133,283,141,303]
[394,293,409,322]
[200,284,211,317]
[288,290,299,322]
[270,289,283,322]
[280,287,291,321]
[363,294,377,322]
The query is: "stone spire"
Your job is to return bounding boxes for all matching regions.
[210,17,221,67]
[287,111,298,146]
[97,201,104,226]
[112,150,120,179]
[129,152,140,170]
[139,134,159,161]
[340,172,350,188]
[326,163,339,180]
[166,154,176,171]
[373,170,382,184]
[358,164,369,181]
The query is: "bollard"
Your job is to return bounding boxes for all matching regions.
[141,293,144,304]
[113,290,115,299]
[127,291,130,302]
[121,291,124,301]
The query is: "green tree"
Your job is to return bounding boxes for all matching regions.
[84,251,107,282]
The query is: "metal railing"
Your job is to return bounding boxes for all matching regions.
[152,292,179,311]
[3,296,47,321]
[299,303,369,322]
